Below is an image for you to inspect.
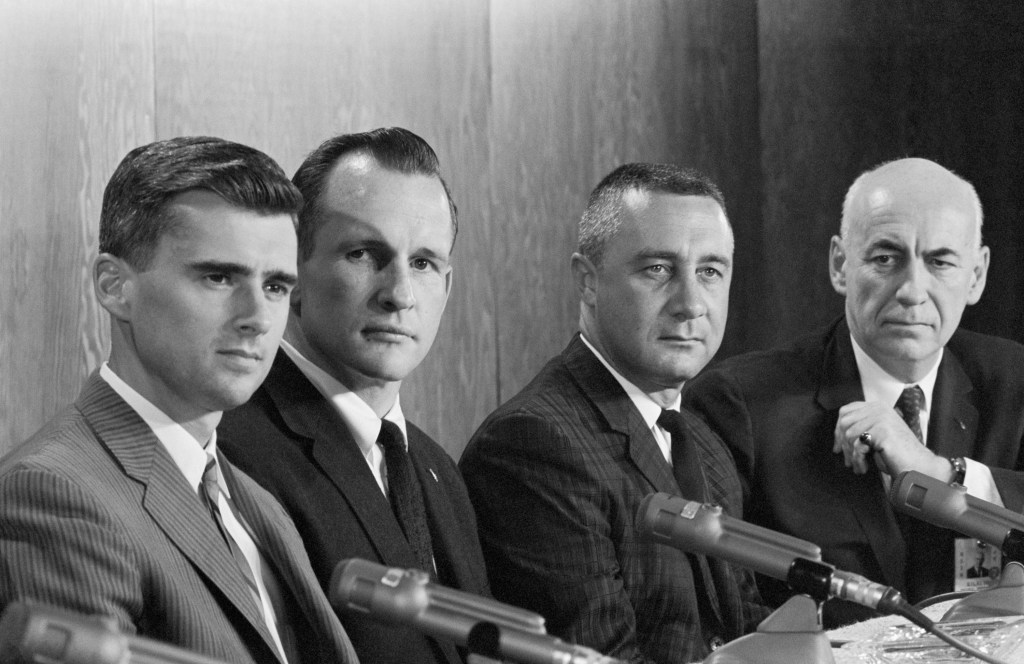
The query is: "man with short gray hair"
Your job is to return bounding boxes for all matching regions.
[685,157,1024,626]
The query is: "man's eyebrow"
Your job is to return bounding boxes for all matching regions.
[634,249,732,266]
[266,270,299,287]
[864,238,906,253]
[188,260,253,277]
[188,260,298,286]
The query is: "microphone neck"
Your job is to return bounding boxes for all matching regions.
[785,558,834,602]
[1004,529,1024,564]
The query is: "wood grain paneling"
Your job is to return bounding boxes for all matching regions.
[757,0,1024,349]
[489,0,760,397]
[4,0,1022,461]
[0,1,153,451]
[152,0,494,455]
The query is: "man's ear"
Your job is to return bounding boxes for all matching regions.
[966,245,990,305]
[571,252,599,307]
[290,281,302,317]
[442,265,453,304]
[93,253,134,321]
[828,236,848,296]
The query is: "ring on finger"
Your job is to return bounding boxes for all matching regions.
[858,432,873,447]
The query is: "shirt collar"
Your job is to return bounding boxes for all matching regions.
[849,335,941,415]
[578,334,681,427]
[98,362,212,494]
[280,340,408,453]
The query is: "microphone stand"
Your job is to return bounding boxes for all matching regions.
[705,559,837,664]
[704,595,833,664]
[942,561,1024,621]
[940,528,1024,621]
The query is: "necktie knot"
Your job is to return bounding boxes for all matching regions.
[658,409,708,501]
[377,419,405,452]
[895,385,925,442]
[201,453,221,507]
[657,409,686,439]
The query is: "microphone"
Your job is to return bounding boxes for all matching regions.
[637,493,909,614]
[889,470,1024,562]
[330,558,626,664]
[0,600,228,664]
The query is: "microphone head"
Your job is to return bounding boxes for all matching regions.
[889,470,1024,549]
[330,558,431,621]
[637,492,821,581]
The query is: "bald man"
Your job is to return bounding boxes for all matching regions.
[684,158,1024,626]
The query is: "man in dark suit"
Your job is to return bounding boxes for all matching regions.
[460,163,766,664]
[684,158,1024,626]
[0,137,357,664]
[218,127,489,664]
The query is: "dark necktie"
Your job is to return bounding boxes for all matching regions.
[895,385,925,442]
[655,410,724,635]
[658,409,708,501]
[378,420,435,576]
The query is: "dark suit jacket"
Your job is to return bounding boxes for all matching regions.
[683,317,1024,626]
[218,350,489,664]
[0,374,356,664]
[459,335,766,664]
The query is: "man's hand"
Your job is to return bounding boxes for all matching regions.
[833,401,952,480]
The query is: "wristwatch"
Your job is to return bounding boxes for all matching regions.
[948,456,967,485]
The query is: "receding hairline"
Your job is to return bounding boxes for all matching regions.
[840,159,984,244]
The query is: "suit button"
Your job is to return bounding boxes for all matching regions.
[708,636,725,650]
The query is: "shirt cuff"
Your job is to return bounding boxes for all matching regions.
[963,458,1004,507]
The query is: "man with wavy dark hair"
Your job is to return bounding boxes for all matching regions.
[219,127,488,664]
[0,136,357,664]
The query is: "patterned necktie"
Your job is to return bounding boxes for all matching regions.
[200,453,263,607]
[378,420,435,576]
[895,385,925,443]
[658,409,708,502]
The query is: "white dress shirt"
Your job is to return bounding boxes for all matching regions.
[99,363,289,662]
[580,334,679,465]
[281,340,408,496]
[850,336,1003,506]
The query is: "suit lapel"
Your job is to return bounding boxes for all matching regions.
[225,462,358,664]
[928,350,977,459]
[76,374,281,659]
[563,336,727,628]
[815,323,906,588]
[563,336,678,496]
[262,352,420,568]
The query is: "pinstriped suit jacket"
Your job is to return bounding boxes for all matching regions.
[459,335,765,664]
[0,374,358,664]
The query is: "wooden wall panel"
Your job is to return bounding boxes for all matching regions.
[757,1,1024,350]
[489,0,760,399]
[151,0,494,455]
[0,1,154,453]
[7,1,1020,462]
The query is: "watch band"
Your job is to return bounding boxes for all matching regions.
[948,456,967,485]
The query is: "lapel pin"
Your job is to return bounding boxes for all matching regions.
[956,419,966,431]
[429,468,439,482]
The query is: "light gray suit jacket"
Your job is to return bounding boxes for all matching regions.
[0,374,358,664]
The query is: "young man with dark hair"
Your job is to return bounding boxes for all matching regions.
[0,136,357,664]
